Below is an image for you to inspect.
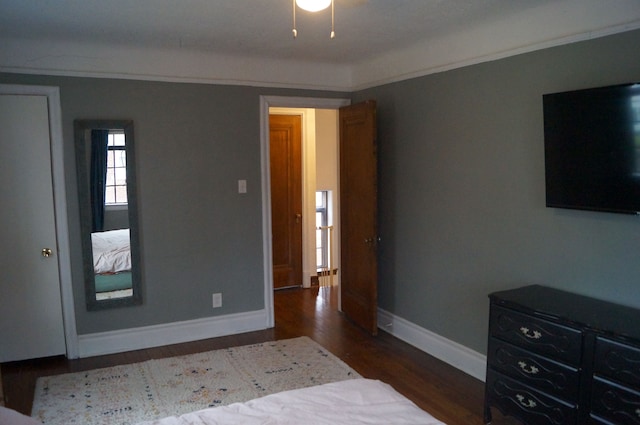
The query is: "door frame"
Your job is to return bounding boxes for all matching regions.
[260,96,350,327]
[0,84,78,358]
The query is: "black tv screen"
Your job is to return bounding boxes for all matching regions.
[543,83,640,214]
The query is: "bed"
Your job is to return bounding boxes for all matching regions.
[1,379,444,425]
[135,379,446,425]
[91,228,132,293]
[92,228,131,274]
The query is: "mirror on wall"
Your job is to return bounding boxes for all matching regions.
[75,119,142,310]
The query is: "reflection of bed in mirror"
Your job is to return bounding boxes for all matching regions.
[91,228,133,300]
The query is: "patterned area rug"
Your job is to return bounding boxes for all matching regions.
[32,337,360,425]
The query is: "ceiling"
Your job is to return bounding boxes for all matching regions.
[1,0,640,91]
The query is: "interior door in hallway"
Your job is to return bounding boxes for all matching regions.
[340,100,378,335]
[0,93,67,362]
[269,114,303,289]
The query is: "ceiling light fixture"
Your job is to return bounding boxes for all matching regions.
[292,0,335,39]
[296,0,331,12]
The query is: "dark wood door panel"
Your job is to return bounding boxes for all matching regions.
[270,114,302,289]
[339,101,378,335]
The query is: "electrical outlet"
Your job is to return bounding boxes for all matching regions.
[238,179,247,194]
[212,293,222,308]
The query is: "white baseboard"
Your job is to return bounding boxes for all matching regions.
[378,309,487,382]
[77,309,269,358]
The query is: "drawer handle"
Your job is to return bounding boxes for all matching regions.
[518,361,539,375]
[520,326,542,339]
[516,394,537,409]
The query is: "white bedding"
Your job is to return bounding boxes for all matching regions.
[136,379,445,425]
[91,228,131,274]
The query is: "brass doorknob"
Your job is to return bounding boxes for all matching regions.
[41,248,53,258]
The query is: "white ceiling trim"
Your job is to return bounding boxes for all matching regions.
[1,0,639,92]
[351,1,640,90]
[0,38,354,92]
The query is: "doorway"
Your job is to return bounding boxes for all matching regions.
[268,107,341,292]
[260,96,350,328]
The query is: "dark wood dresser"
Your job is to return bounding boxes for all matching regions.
[0,367,3,406]
[484,285,640,425]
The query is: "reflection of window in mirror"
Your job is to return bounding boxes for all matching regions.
[106,131,128,206]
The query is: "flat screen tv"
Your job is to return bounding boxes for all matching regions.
[543,82,640,214]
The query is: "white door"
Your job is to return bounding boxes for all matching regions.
[0,93,67,361]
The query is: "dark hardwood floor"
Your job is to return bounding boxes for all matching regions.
[1,286,516,424]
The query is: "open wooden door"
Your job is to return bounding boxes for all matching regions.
[339,100,378,335]
[270,114,303,289]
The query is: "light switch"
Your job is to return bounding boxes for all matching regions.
[238,179,247,194]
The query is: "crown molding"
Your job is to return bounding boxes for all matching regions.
[350,1,640,90]
[1,0,639,92]
[0,38,353,92]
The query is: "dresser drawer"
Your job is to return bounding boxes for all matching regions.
[489,338,579,400]
[485,370,577,425]
[588,414,619,424]
[490,305,582,365]
[595,337,640,389]
[590,376,640,425]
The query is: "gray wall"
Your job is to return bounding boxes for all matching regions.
[355,29,640,353]
[0,73,343,334]
[104,208,129,231]
[2,28,640,355]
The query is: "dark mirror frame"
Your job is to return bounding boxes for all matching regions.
[74,119,142,310]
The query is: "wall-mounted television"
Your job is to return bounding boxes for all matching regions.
[543,83,640,215]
